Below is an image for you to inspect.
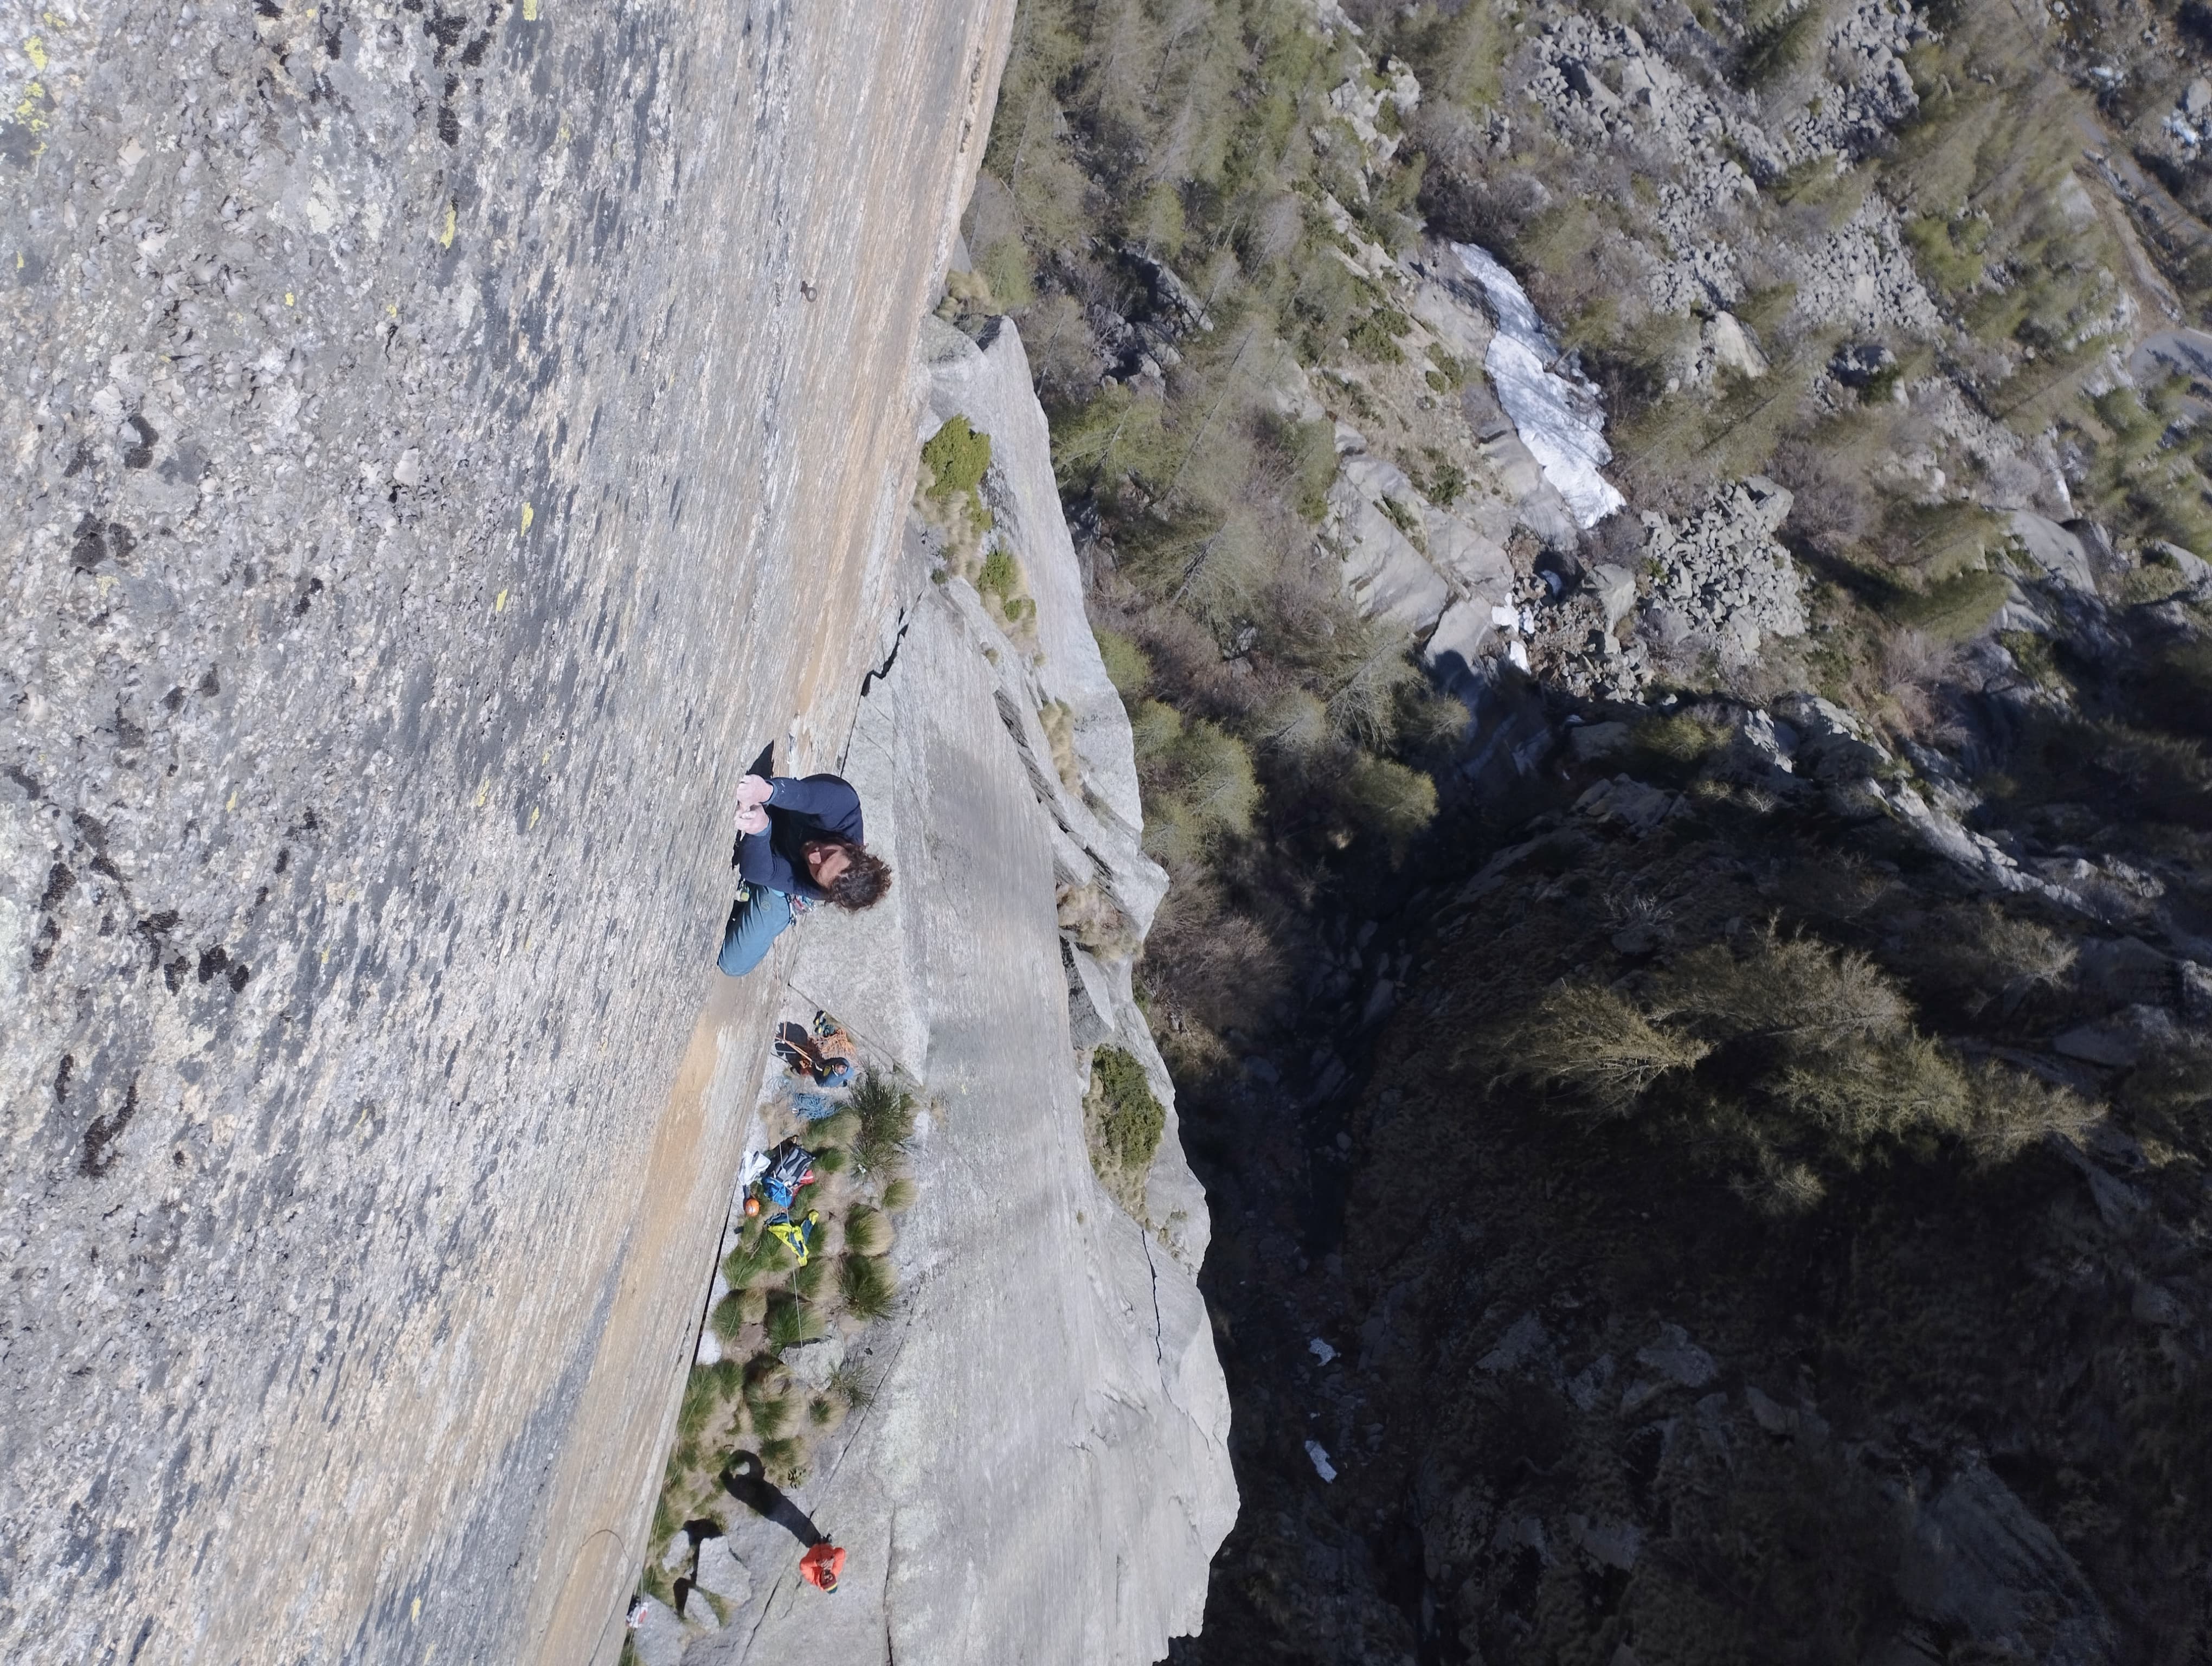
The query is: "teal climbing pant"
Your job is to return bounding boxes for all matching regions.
[718,887,793,976]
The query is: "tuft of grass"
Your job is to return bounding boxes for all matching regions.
[793,1254,833,1302]
[850,1071,919,1174]
[1885,568,2010,642]
[838,1252,898,1322]
[880,1175,918,1213]
[760,1438,807,1488]
[763,1294,826,1353]
[843,1203,893,1258]
[722,1225,782,1290]
[813,1109,862,1149]
[710,1293,750,1344]
[826,1357,877,1411]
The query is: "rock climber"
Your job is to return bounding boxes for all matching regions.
[798,1540,846,1594]
[717,771,892,976]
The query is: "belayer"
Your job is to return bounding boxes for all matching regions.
[718,771,892,976]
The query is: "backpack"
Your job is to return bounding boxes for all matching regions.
[760,1138,816,1209]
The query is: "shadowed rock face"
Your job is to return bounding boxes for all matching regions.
[0,2,1012,1661]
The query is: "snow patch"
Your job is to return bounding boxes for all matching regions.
[1451,242,1625,528]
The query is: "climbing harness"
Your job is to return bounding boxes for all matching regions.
[766,1209,820,1265]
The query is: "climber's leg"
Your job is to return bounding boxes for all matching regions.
[717,887,793,976]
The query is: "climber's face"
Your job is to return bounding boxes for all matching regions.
[806,843,852,888]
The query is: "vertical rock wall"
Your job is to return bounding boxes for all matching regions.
[0,2,1012,1661]
[695,315,1234,1666]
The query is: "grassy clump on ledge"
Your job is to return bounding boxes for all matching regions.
[1084,1046,1167,1218]
[916,415,996,580]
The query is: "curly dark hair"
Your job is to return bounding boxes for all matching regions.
[820,842,892,911]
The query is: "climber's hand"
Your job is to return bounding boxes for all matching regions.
[736,773,774,808]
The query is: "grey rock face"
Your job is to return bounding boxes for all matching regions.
[692,1537,753,1607]
[0,2,1014,1662]
[699,315,1232,1666]
[1894,1456,2117,1664]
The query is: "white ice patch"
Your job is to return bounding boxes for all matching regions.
[1451,242,1625,528]
[1305,1439,1338,1482]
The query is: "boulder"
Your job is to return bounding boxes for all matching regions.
[782,1334,847,1394]
[2053,1023,2140,1068]
[1702,310,1767,381]
[1568,721,1631,762]
[1831,341,1897,387]
[1635,1324,1717,1389]
[631,1598,689,1666]
[680,1582,723,1630]
[1574,776,1676,832]
[694,1536,754,1606]
[1587,562,1638,629]
[2010,511,2097,594]
[2074,937,2173,1007]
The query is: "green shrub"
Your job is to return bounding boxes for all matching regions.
[1095,628,1153,695]
[838,1252,898,1322]
[975,237,1034,309]
[1885,568,2009,641]
[1653,934,1911,1044]
[1496,984,1711,1117]
[1090,1046,1167,1174]
[812,1146,849,1176]
[1132,700,1261,865]
[1344,752,1438,863]
[1737,0,1825,87]
[880,1175,918,1213]
[1504,932,2094,1212]
[921,414,991,502]
[1347,306,1411,363]
[978,545,1021,600]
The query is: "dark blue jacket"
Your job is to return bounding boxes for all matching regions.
[737,775,865,901]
